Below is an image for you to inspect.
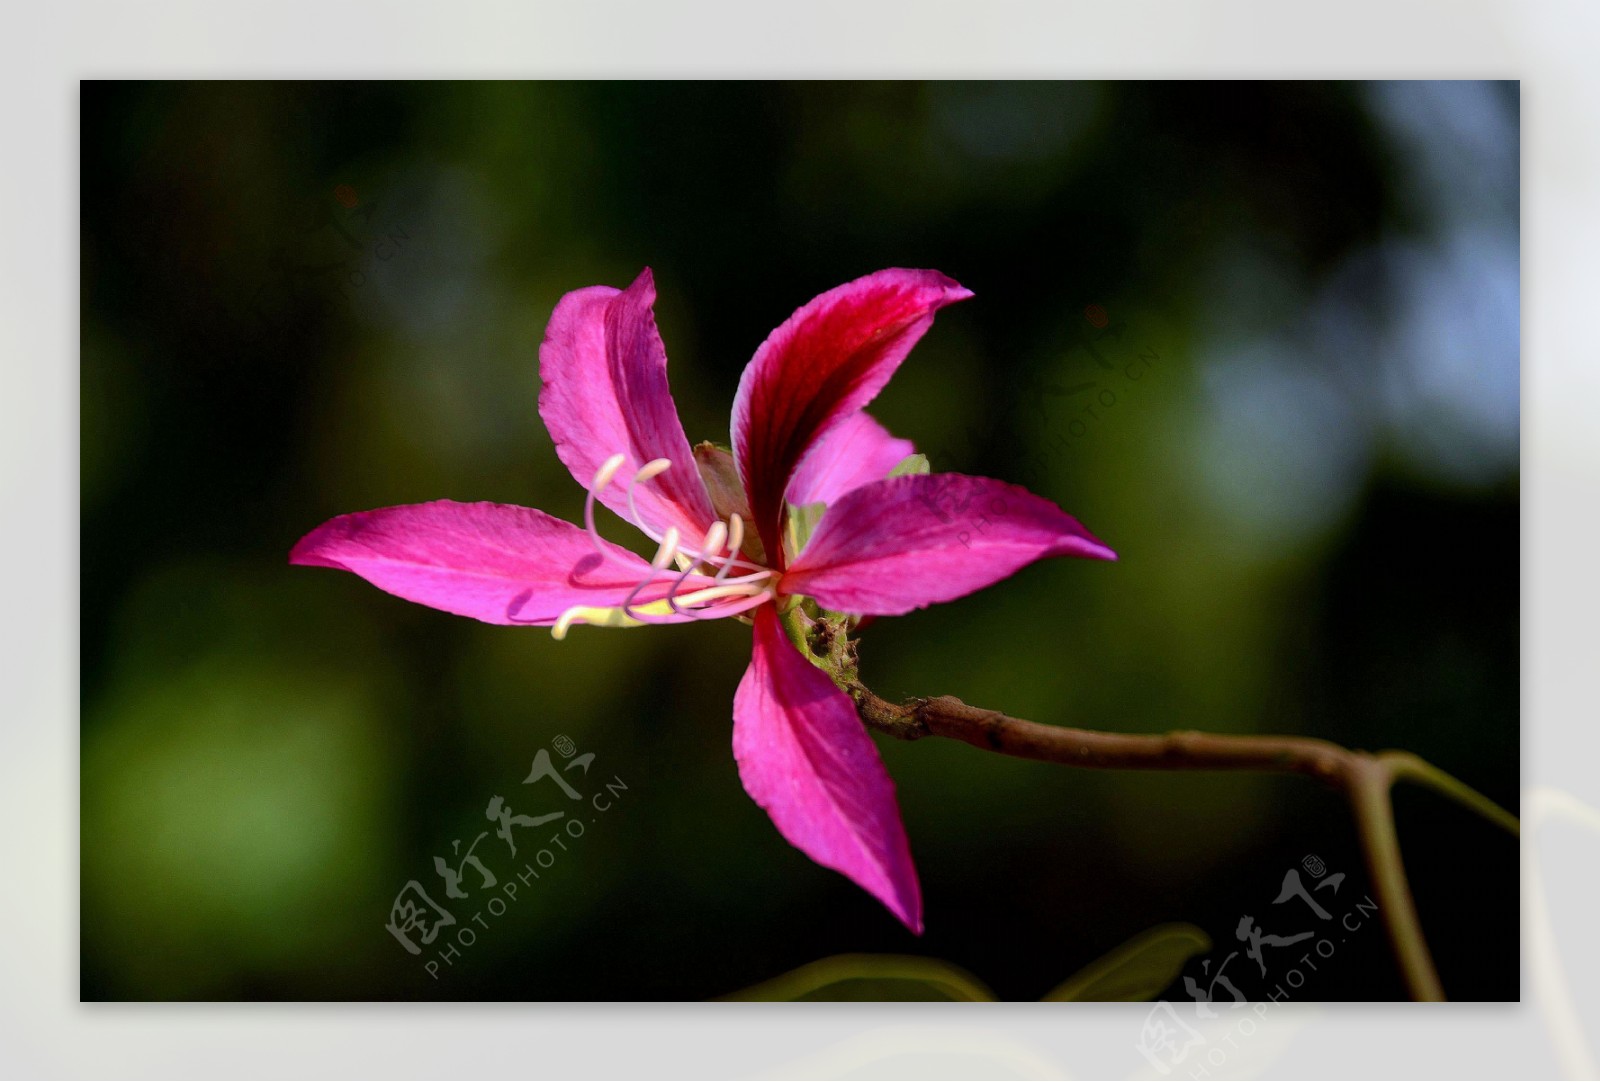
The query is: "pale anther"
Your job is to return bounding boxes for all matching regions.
[592,453,627,491]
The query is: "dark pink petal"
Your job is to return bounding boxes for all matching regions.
[732,269,972,566]
[785,411,915,508]
[781,474,1116,616]
[289,500,715,626]
[733,605,922,932]
[539,268,717,544]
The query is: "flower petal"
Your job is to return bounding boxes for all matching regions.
[785,411,915,508]
[733,605,922,932]
[732,269,972,566]
[289,500,716,626]
[781,474,1116,616]
[539,268,717,544]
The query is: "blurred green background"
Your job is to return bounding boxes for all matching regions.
[80,81,1519,1001]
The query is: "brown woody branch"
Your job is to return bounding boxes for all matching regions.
[844,679,1518,1002]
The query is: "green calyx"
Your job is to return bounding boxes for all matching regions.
[778,602,859,690]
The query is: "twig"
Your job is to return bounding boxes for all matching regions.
[843,680,1517,1002]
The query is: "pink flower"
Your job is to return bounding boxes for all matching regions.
[291,267,1115,932]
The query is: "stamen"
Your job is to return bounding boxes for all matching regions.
[674,587,776,622]
[636,579,776,623]
[671,581,772,608]
[551,580,777,639]
[653,526,681,569]
[590,454,765,576]
[716,514,745,582]
[710,567,775,585]
[699,521,729,569]
[624,558,772,623]
[634,458,673,484]
[661,520,730,614]
[553,605,639,641]
[593,453,627,490]
[620,527,681,618]
[626,459,674,545]
[557,455,783,637]
[704,591,777,619]
[584,453,638,567]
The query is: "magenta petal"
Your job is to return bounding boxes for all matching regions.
[732,269,972,566]
[289,500,715,625]
[539,268,717,545]
[733,605,922,932]
[782,473,1116,616]
[785,411,915,508]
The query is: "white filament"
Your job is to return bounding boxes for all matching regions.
[561,455,778,636]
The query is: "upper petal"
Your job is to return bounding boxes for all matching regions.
[785,411,915,508]
[733,605,922,932]
[539,268,717,545]
[732,269,972,567]
[290,499,716,626]
[781,473,1116,616]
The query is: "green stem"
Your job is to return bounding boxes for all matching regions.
[1380,750,1520,836]
[1346,756,1445,1001]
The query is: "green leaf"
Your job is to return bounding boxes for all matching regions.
[717,926,1210,1003]
[888,452,930,478]
[720,953,996,1002]
[1041,923,1212,1002]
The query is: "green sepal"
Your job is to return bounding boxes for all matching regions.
[783,500,828,563]
[887,453,930,478]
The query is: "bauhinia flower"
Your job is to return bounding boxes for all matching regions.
[291,267,1115,932]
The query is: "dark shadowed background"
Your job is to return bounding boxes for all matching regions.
[80,80,1519,1002]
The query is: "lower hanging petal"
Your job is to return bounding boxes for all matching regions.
[732,605,923,932]
[781,473,1116,616]
[289,499,718,626]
